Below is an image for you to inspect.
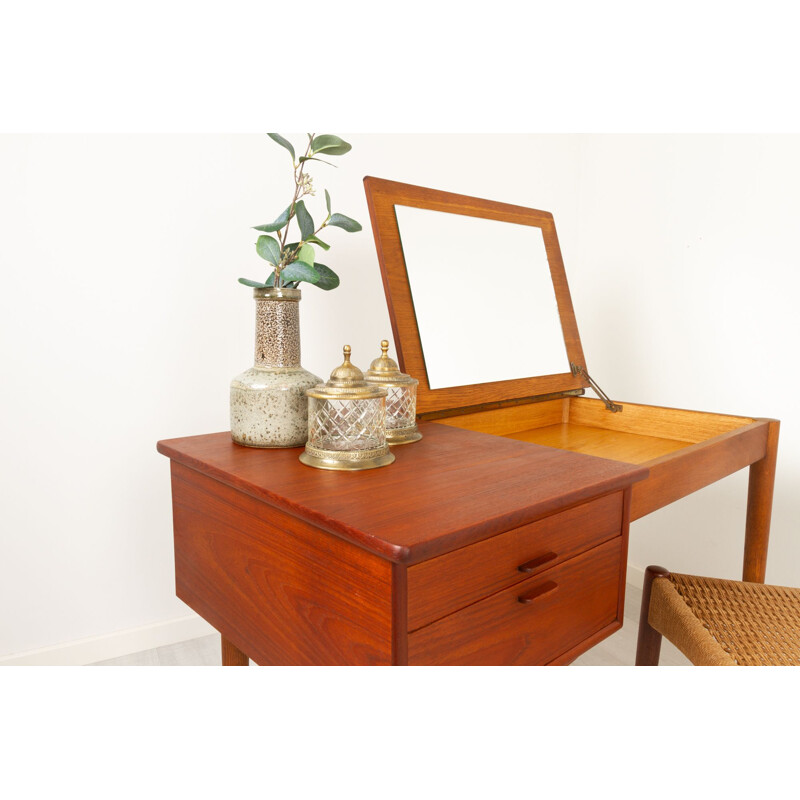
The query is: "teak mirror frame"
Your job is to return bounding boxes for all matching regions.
[363,176,591,415]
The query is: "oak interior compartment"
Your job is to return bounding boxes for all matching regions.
[433,396,756,465]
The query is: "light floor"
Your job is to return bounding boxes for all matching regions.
[91,582,691,667]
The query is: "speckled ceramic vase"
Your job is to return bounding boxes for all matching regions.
[230,287,321,448]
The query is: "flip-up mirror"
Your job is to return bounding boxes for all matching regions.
[364,177,590,416]
[394,205,567,390]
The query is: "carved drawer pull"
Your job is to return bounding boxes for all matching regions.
[518,552,558,574]
[518,581,558,605]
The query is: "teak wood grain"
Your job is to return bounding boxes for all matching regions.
[158,423,648,566]
[160,426,646,665]
[743,419,780,582]
[363,176,590,414]
[221,636,249,666]
[407,491,623,630]
[408,537,625,666]
[171,462,394,665]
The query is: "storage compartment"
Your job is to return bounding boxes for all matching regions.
[408,537,624,666]
[432,395,768,521]
[407,490,623,630]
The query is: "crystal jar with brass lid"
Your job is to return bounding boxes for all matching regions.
[364,340,422,445]
[300,345,395,471]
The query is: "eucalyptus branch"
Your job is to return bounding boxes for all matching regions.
[277,134,315,283]
[240,133,361,294]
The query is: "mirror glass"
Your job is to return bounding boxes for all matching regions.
[394,205,569,390]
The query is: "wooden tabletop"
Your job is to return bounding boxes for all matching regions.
[157,423,648,564]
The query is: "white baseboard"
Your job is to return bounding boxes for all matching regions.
[0,614,216,666]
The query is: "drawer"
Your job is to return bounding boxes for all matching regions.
[407,491,623,630]
[408,537,623,665]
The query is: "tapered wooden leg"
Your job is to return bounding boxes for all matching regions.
[221,636,249,666]
[743,420,780,583]
[635,565,670,666]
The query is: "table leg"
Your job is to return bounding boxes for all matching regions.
[743,420,780,583]
[221,635,250,666]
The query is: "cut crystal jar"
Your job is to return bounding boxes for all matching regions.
[364,340,421,445]
[300,346,395,471]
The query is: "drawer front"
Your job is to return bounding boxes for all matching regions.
[407,491,623,630]
[408,537,623,665]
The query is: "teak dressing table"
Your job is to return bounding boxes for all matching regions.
[157,178,778,666]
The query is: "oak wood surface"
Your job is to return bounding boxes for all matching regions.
[408,537,624,666]
[567,397,754,442]
[435,396,754,446]
[363,176,589,414]
[171,462,394,665]
[407,491,623,630]
[433,398,566,435]
[504,423,690,464]
[158,423,647,566]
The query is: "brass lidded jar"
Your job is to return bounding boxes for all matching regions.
[365,340,422,445]
[300,345,395,471]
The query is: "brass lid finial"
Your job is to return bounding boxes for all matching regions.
[307,345,388,400]
[367,338,400,375]
[328,344,366,387]
[366,338,418,386]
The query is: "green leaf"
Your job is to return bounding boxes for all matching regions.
[324,189,331,215]
[238,277,269,288]
[297,243,316,266]
[253,205,290,233]
[281,261,319,284]
[327,213,362,232]
[265,271,277,287]
[310,134,352,156]
[267,133,295,161]
[295,200,314,239]
[307,234,330,251]
[311,263,340,291]
[255,235,281,265]
[298,156,336,167]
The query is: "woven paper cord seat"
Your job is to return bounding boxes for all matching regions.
[636,566,800,666]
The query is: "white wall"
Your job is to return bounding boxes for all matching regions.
[570,135,800,586]
[1,134,797,663]
[0,134,582,662]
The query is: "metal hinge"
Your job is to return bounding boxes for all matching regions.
[570,363,622,413]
